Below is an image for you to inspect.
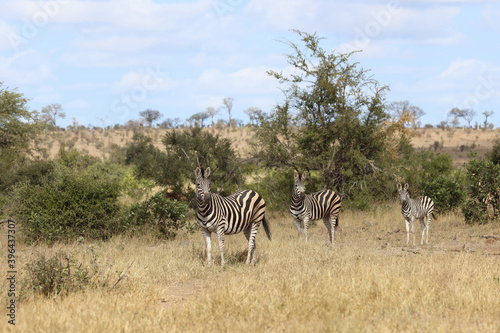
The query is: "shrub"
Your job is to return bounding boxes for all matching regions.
[122,190,193,238]
[461,154,500,224]
[423,175,465,212]
[246,168,295,212]
[13,171,123,242]
[24,252,93,297]
[486,139,500,165]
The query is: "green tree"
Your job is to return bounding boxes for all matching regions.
[161,127,242,197]
[0,83,41,193]
[254,30,391,197]
[126,128,242,200]
[0,82,39,156]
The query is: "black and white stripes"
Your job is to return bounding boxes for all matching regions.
[290,171,342,248]
[195,167,271,266]
[397,182,437,246]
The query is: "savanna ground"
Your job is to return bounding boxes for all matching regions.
[2,203,499,332]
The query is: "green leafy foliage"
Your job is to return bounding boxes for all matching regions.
[126,128,243,202]
[0,82,42,194]
[254,30,393,198]
[246,168,295,212]
[422,175,465,211]
[122,190,193,238]
[13,171,123,242]
[461,154,500,224]
[486,139,500,165]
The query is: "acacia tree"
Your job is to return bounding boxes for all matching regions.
[482,110,494,128]
[387,101,425,129]
[187,111,210,128]
[221,97,234,128]
[254,30,393,196]
[0,83,41,192]
[40,103,65,128]
[139,108,163,128]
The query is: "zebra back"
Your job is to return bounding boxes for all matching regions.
[195,167,269,237]
[290,171,341,221]
[305,190,342,221]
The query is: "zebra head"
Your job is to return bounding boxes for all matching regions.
[293,170,306,200]
[397,182,409,203]
[195,167,212,205]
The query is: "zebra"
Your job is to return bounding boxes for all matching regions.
[397,182,437,247]
[195,166,271,267]
[290,171,342,248]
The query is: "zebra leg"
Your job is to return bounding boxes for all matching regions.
[330,215,337,249]
[293,218,302,237]
[419,218,426,245]
[202,229,212,266]
[303,217,310,242]
[426,214,431,244]
[244,224,258,265]
[411,217,416,247]
[323,217,332,244]
[323,216,336,248]
[216,226,226,267]
[405,218,410,246]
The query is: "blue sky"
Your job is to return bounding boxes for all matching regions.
[1,0,499,128]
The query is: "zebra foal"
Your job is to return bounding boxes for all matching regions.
[290,171,342,248]
[195,167,271,266]
[397,182,437,247]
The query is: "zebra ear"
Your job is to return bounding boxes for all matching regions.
[404,183,409,190]
[195,167,202,178]
[205,167,211,178]
[294,170,300,181]
[302,171,307,180]
[397,183,401,190]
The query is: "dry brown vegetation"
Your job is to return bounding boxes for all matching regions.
[412,128,500,166]
[2,204,499,332]
[34,127,500,167]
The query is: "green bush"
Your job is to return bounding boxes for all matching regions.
[13,171,123,242]
[122,190,193,238]
[246,168,295,212]
[422,175,465,212]
[461,154,500,224]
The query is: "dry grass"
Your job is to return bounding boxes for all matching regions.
[36,127,499,163]
[2,203,499,332]
[412,128,500,166]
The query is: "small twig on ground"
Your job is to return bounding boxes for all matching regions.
[402,248,420,254]
[469,235,500,240]
[111,261,134,289]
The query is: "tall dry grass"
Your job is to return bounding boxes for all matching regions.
[2,203,500,332]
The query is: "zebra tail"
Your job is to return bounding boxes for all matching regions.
[432,212,437,220]
[262,216,272,241]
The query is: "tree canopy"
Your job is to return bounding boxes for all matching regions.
[254,30,394,196]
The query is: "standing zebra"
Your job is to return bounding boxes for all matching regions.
[195,167,271,266]
[290,171,342,248]
[397,182,437,247]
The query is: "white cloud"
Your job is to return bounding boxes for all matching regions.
[0,49,55,85]
[394,59,500,112]
[66,99,89,109]
[480,3,500,32]
[111,68,175,94]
